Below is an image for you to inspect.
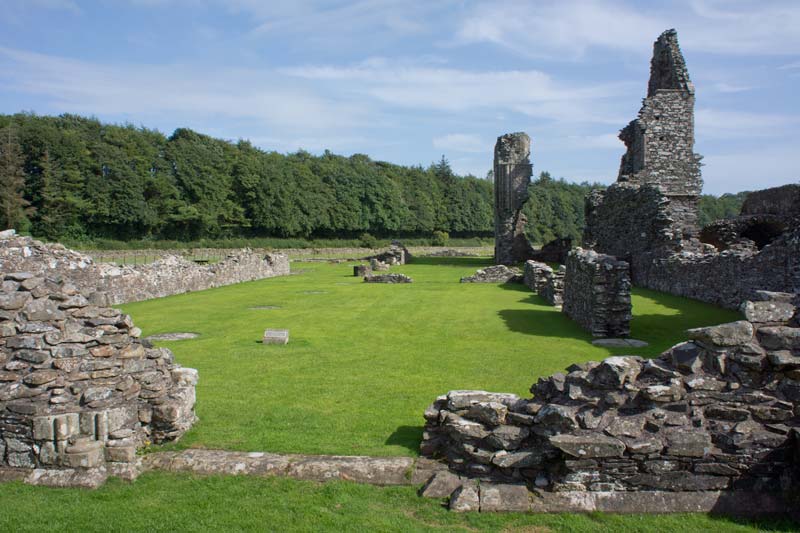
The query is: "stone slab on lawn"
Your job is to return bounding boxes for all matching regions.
[263,329,289,345]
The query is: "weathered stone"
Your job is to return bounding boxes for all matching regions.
[688,321,754,347]
[419,470,463,498]
[262,329,289,345]
[494,132,533,266]
[592,356,641,389]
[480,483,530,512]
[668,342,703,373]
[664,430,711,457]
[460,265,521,284]
[549,433,625,458]
[740,301,796,324]
[467,402,507,427]
[758,327,800,351]
[363,273,412,284]
[449,481,480,512]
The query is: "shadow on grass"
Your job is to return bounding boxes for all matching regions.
[409,256,493,268]
[498,307,590,342]
[385,425,424,453]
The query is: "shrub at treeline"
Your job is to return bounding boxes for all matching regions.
[0,113,743,246]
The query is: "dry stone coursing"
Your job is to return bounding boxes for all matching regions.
[523,261,552,294]
[0,269,197,486]
[562,249,632,338]
[0,233,289,306]
[460,265,522,284]
[420,293,800,513]
[494,133,534,266]
[540,266,566,308]
[363,273,413,284]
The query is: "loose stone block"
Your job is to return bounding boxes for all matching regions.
[353,265,371,277]
[262,329,289,345]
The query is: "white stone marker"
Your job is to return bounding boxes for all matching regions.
[263,329,289,345]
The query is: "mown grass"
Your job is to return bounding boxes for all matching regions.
[0,473,793,533]
[121,256,739,456]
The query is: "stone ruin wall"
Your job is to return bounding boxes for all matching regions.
[583,29,798,310]
[0,236,198,486]
[421,292,800,512]
[523,261,565,308]
[0,234,290,306]
[494,133,534,265]
[562,249,632,338]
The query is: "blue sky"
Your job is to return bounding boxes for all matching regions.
[1,0,798,194]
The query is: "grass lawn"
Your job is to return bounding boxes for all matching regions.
[0,472,794,533]
[120,256,739,457]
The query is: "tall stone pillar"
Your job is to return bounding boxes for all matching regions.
[494,132,533,265]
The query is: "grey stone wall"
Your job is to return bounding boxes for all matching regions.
[0,235,290,305]
[494,133,533,265]
[523,261,552,293]
[562,249,632,338]
[540,266,565,308]
[421,293,800,504]
[0,245,197,483]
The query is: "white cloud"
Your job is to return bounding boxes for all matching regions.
[696,108,800,140]
[432,134,486,154]
[453,0,800,59]
[0,46,367,132]
[282,60,632,125]
[453,0,663,59]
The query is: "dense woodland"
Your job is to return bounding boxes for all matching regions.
[0,113,744,246]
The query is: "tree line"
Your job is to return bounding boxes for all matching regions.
[0,113,744,245]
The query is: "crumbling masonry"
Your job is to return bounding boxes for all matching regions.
[494,133,534,265]
[584,29,799,309]
[0,234,198,487]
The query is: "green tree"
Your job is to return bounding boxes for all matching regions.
[0,125,33,230]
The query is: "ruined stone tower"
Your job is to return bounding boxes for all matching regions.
[616,29,703,239]
[585,29,703,258]
[494,132,533,265]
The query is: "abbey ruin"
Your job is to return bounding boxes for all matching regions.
[435,29,800,514]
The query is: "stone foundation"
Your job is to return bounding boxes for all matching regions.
[0,234,289,305]
[420,292,800,513]
[562,249,632,338]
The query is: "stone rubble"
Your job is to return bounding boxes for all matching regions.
[363,273,413,284]
[420,291,800,513]
[367,242,411,267]
[460,265,522,284]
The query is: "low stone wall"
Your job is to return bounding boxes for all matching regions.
[0,235,290,305]
[0,268,197,486]
[522,261,552,294]
[540,266,565,307]
[562,249,632,338]
[421,292,800,513]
